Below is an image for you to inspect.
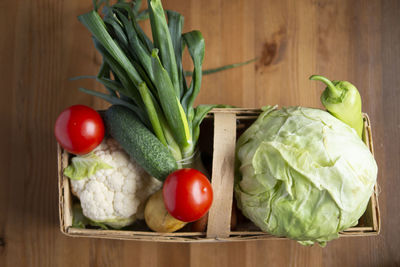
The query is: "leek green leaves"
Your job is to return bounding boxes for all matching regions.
[78,0,215,160]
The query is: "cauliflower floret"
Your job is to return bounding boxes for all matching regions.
[70,138,162,228]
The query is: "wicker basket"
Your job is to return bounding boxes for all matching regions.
[58,108,380,242]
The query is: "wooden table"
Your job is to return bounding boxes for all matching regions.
[1,0,398,266]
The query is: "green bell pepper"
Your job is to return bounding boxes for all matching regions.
[310,75,363,138]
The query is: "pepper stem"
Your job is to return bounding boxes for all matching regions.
[310,75,341,98]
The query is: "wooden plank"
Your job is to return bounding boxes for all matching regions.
[0,0,397,266]
[206,112,237,238]
[380,1,400,265]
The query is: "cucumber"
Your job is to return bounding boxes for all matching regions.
[105,105,177,181]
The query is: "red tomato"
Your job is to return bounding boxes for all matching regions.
[54,105,104,155]
[163,168,213,222]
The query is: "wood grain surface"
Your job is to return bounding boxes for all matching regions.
[0,0,398,266]
[207,113,236,239]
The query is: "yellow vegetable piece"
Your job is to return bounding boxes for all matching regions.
[144,190,186,232]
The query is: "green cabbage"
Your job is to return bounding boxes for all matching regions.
[235,106,377,246]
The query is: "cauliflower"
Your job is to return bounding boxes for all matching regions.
[69,138,162,228]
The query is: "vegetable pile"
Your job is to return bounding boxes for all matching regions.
[55,0,217,231]
[53,0,378,246]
